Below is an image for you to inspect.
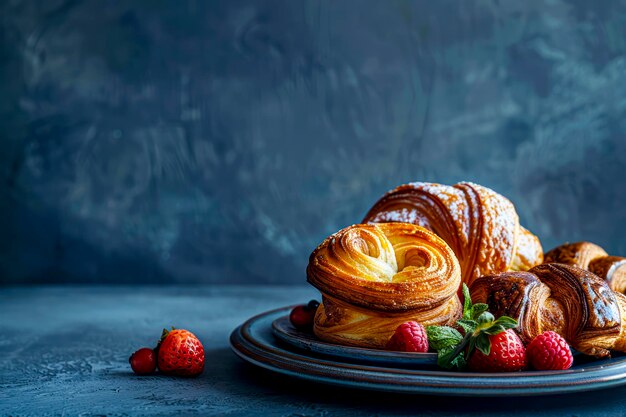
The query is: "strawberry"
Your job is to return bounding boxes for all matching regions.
[156,328,205,377]
[386,321,429,353]
[426,283,523,371]
[467,329,527,372]
[527,331,573,370]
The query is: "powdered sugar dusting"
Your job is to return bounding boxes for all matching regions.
[413,182,470,247]
[372,208,427,227]
[367,181,543,284]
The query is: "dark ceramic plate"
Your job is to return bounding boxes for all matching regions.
[272,315,437,367]
[230,306,626,396]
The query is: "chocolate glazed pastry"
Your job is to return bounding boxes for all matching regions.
[363,181,543,287]
[545,242,626,294]
[307,223,462,349]
[470,263,626,357]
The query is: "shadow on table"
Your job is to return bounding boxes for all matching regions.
[203,346,626,415]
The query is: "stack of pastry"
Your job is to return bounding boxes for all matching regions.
[307,222,461,348]
[307,181,626,356]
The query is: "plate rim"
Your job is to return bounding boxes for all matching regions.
[230,306,626,396]
[271,313,438,364]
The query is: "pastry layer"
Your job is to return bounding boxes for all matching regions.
[545,241,626,294]
[307,223,462,348]
[470,263,624,357]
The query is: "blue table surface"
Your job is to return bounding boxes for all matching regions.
[2,285,626,416]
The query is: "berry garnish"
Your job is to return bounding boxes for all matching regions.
[527,331,573,370]
[426,284,521,371]
[386,321,429,352]
[157,328,205,377]
[289,300,320,330]
[307,299,320,311]
[290,305,315,330]
[129,347,156,375]
[467,329,527,372]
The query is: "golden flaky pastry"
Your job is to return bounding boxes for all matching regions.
[545,242,626,294]
[307,223,462,349]
[470,263,626,357]
[363,181,543,287]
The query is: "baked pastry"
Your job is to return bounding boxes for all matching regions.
[363,181,543,287]
[307,223,462,348]
[469,263,626,357]
[544,242,626,294]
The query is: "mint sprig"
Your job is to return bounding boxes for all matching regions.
[426,283,518,370]
[461,283,489,321]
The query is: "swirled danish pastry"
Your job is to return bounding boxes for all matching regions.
[544,242,626,294]
[307,223,462,348]
[363,181,543,287]
[469,263,626,357]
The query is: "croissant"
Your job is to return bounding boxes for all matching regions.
[362,181,543,288]
[469,263,626,357]
[307,223,462,348]
[544,242,626,294]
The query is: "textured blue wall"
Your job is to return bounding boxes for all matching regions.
[2,1,626,284]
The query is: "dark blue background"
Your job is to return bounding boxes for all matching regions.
[2,0,626,285]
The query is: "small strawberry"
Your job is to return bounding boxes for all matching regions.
[157,328,204,377]
[527,331,573,371]
[386,321,429,353]
[467,329,527,372]
[129,347,156,375]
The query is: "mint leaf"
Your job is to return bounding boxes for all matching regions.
[483,324,505,335]
[456,319,477,334]
[437,332,471,370]
[475,333,491,356]
[466,336,477,360]
[426,326,463,350]
[462,283,472,320]
[438,345,468,370]
[493,316,518,329]
[471,303,489,320]
[449,349,467,370]
[437,345,457,370]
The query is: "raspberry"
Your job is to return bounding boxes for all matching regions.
[386,321,429,352]
[467,329,527,372]
[527,331,573,370]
